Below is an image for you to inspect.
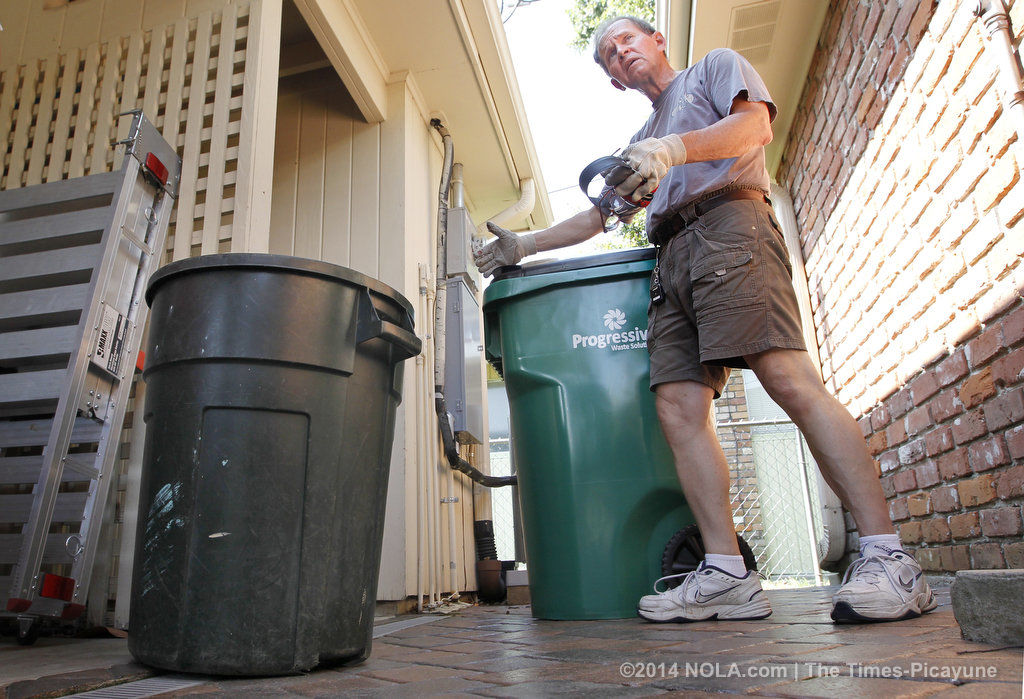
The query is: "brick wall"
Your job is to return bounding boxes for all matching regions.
[777,0,1024,572]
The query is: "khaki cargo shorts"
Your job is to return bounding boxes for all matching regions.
[647,199,806,397]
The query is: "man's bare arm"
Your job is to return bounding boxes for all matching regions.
[533,206,606,253]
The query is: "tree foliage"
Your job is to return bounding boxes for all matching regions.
[568,0,655,53]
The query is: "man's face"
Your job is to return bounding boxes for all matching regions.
[597,19,667,90]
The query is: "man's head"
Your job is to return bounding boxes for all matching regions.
[592,15,657,70]
[592,16,672,96]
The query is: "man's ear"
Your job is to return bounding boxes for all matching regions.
[653,31,668,52]
[610,78,627,92]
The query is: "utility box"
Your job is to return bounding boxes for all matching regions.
[444,278,484,443]
[446,207,482,294]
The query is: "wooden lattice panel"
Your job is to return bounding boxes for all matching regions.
[0,0,268,263]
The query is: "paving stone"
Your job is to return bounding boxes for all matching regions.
[762,674,955,697]
[476,679,661,696]
[951,569,1024,645]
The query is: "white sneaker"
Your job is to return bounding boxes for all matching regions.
[831,549,937,623]
[637,561,772,622]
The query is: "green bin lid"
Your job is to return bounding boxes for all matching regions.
[483,247,655,308]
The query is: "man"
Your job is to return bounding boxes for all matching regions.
[474,16,935,624]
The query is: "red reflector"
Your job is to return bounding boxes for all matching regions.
[62,603,86,620]
[144,152,169,186]
[136,350,145,373]
[6,598,31,613]
[40,573,76,601]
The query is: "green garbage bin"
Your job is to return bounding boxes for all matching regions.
[483,248,694,620]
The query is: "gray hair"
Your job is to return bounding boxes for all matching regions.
[592,15,657,71]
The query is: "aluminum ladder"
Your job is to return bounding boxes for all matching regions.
[0,112,180,643]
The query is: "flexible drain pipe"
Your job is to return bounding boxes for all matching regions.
[976,0,1024,149]
[429,119,517,489]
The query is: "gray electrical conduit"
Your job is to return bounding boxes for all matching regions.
[430,118,517,489]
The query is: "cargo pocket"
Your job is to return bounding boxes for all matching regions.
[690,249,759,319]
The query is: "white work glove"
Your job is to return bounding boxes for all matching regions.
[472,221,537,277]
[604,134,687,203]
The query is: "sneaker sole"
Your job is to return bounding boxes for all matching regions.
[638,601,773,623]
[831,591,937,624]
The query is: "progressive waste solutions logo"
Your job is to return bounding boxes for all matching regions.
[572,308,648,351]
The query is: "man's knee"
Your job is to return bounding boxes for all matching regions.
[655,381,715,434]
[747,349,828,415]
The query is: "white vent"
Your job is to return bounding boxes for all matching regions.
[729,0,781,65]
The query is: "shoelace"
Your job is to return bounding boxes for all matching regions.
[841,553,912,591]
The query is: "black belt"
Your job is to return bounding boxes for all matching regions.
[652,188,769,245]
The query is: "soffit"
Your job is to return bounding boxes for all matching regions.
[351,0,552,228]
[665,0,828,178]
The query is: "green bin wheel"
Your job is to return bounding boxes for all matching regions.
[661,524,758,588]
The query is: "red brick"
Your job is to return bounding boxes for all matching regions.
[889,496,910,522]
[968,324,1004,368]
[906,406,931,434]
[924,426,954,456]
[970,542,1006,569]
[915,547,942,572]
[898,438,927,465]
[937,449,970,479]
[949,512,981,540]
[939,544,971,572]
[968,436,1010,473]
[1002,304,1024,346]
[958,474,997,506]
[1004,542,1024,569]
[910,367,941,407]
[923,518,951,543]
[992,348,1024,388]
[880,474,896,498]
[858,415,873,437]
[913,460,941,488]
[879,449,900,474]
[888,388,914,418]
[930,485,959,513]
[930,389,963,423]
[867,431,888,456]
[899,520,923,544]
[935,349,969,387]
[869,404,891,431]
[984,388,1024,430]
[886,419,908,448]
[951,410,987,445]
[960,367,996,408]
[995,464,1024,499]
[907,492,931,517]
[980,506,1023,537]
[893,469,918,493]
[1007,425,1024,460]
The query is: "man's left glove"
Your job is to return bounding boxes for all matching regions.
[473,221,537,277]
[604,134,687,203]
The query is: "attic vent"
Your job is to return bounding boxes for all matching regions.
[729,0,781,65]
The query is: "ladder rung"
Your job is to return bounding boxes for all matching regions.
[0,170,121,214]
[0,326,79,365]
[0,492,89,524]
[0,370,67,406]
[0,417,103,449]
[0,245,101,294]
[0,533,76,565]
[0,454,99,484]
[0,284,89,330]
[0,208,109,256]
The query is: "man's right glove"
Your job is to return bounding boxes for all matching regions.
[604,134,687,203]
[473,221,537,277]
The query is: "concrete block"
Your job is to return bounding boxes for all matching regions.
[951,569,1024,645]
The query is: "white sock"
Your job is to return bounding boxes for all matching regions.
[703,553,747,577]
[859,534,902,558]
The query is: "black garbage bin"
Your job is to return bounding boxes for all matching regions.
[129,253,421,675]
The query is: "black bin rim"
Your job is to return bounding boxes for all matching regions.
[146,253,415,317]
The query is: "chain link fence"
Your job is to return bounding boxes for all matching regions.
[719,418,827,585]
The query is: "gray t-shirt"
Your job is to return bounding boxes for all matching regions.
[628,48,777,239]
